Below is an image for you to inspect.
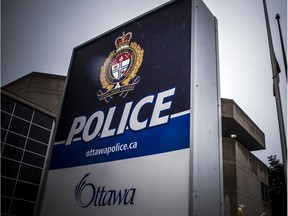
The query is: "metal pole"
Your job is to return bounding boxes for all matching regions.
[262,0,287,185]
[275,14,287,80]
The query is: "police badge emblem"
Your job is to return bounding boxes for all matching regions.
[97,32,144,102]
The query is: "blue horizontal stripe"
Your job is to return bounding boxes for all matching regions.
[49,113,190,170]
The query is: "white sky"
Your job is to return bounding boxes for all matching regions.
[1,0,287,164]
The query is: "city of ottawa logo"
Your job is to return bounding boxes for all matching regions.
[97,32,144,103]
[74,173,136,208]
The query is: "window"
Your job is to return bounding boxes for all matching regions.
[29,125,50,144]
[1,95,15,113]
[1,197,12,214]
[1,158,20,178]
[5,132,26,149]
[2,145,24,161]
[1,112,11,129]
[9,117,30,136]
[261,182,269,202]
[14,103,33,121]
[10,199,35,216]
[1,128,7,143]
[1,177,16,197]
[14,181,39,201]
[23,151,45,168]
[26,139,47,156]
[18,164,42,185]
[33,111,53,129]
[1,94,54,216]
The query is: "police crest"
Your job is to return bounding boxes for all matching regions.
[97,32,144,102]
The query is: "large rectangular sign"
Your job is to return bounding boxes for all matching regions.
[41,0,223,215]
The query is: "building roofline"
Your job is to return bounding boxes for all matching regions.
[221,98,265,151]
[1,71,66,89]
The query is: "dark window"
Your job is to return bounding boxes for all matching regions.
[2,145,23,161]
[1,177,16,197]
[5,132,26,148]
[10,199,35,216]
[14,181,39,201]
[1,128,7,142]
[23,151,45,168]
[14,103,33,121]
[1,141,4,153]
[18,164,42,184]
[1,95,15,113]
[9,117,30,136]
[26,139,47,156]
[33,111,53,129]
[1,112,12,129]
[1,158,20,178]
[29,125,50,144]
[1,196,12,214]
[261,182,269,202]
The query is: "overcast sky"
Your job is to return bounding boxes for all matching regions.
[1,0,287,164]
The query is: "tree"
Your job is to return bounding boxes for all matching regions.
[268,155,287,216]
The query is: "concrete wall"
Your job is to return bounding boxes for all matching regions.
[221,98,265,151]
[2,72,66,116]
[223,138,271,216]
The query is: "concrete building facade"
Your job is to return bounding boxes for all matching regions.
[1,72,271,216]
[221,98,271,216]
[223,137,270,216]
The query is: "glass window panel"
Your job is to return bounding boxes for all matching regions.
[33,111,53,129]
[14,181,39,202]
[1,95,15,113]
[2,145,23,161]
[26,139,47,156]
[1,128,7,142]
[1,177,16,197]
[14,103,33,121]
[1,141,4,153]
[1,196,12,214]
[1,158,20,178]
[9,117,30,136]
[10,199,35,216]
[1,112,11,129]
[29,125,50,144]
[5,132,26,148]
[19,164,42,184]
[23,151,45,168]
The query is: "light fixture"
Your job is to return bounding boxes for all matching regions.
[238,205,245,213]
[230,134,237,138]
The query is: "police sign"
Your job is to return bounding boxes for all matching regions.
[41,0,223,215]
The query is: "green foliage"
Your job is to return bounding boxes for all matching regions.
[268,155,287,216]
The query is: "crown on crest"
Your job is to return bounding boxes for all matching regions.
[115,32,132,51]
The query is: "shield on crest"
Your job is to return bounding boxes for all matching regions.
[111,52,131,80]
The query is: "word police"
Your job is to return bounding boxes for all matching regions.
[65,88,176,145]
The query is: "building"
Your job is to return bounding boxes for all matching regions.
[1,72,65,216]
[221,98,271,216]
[1,72,271,216]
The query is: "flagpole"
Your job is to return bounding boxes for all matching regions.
[275,14,287,80]
[262,0,287,184]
